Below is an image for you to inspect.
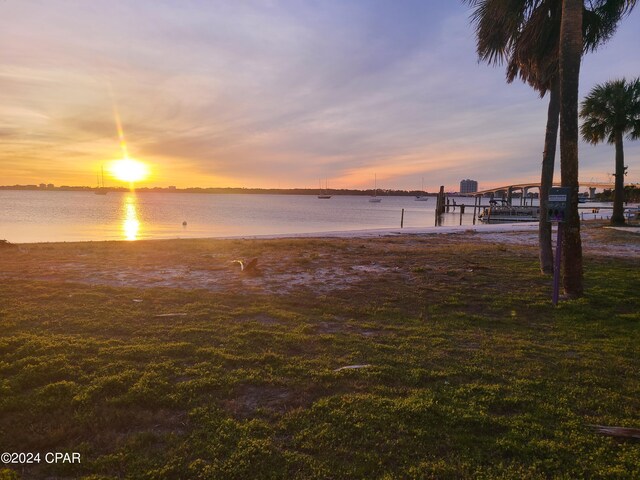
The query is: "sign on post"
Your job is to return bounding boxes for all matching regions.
[547,187,570,223]
[548,187,571,305]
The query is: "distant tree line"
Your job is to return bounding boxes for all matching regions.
[0,185,436,196]
[596,184,640,203]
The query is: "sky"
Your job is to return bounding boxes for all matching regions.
[1,0,639,192]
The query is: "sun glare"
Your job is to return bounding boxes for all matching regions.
[110,159,149,183]
[122,194,140,241]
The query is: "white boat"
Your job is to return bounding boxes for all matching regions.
[415,177,429,201]
[478,205,539,223]
[317,179,332,199]
[369,174,382,203]
[625,206,640,220]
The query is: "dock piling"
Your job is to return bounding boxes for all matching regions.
[435,186,445,226]
[472,196,478,225]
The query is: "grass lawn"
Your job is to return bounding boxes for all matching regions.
[0,227,639,479]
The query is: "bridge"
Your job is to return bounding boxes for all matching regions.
[461,181,615,204]
[471,181,614,197]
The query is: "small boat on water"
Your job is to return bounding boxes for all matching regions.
[415,177,429,201]
[478,205,539,223]
[94,166,108,195]
[317,179,332,199]
[369,174,382,203]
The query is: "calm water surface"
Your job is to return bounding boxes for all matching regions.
[1,191,484,243]
[1,191,622,243]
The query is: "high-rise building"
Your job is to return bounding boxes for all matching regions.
[460,179,478,194]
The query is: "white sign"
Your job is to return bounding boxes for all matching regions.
[548,195,567,202]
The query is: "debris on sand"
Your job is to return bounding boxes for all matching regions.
[232,258,259,274]
[589,425,640,440]
[334,364,373,372]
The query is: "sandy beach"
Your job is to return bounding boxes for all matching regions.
[2,221,638,295]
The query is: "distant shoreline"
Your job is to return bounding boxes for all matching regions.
[0,185,441,197]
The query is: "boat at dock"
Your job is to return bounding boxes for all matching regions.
[626,206,640,220]
[478,205,539,223]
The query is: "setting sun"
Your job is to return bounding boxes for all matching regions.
[109,159,150,183]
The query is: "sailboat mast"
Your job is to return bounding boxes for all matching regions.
[368,173,382,202]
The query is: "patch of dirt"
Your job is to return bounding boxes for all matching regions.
[0,224,636,295]
[223,385,299,418]
[474,224,640,257]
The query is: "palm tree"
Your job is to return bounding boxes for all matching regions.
[558,0,584,297]
[507,0,632,274]
[466,0,635,275]
[580,78,640,225]
[559,0,635,297]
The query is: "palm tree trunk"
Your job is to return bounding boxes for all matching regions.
[539,78,560,274]
[611,131,626,225]
[559,0,583,298]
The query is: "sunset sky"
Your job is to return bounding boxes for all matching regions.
[2,1,639,192]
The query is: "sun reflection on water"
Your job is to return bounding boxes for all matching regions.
[122,194,140,240]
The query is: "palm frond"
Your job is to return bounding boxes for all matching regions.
[465,0,637,97]
[583,0,637,53]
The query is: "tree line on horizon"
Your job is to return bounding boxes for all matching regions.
[0,185,449,196]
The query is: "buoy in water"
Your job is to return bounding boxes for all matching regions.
[182,221,187,226]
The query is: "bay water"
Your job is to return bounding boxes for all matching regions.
[1,190,485,243]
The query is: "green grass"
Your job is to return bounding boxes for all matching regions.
[0,233,639,479]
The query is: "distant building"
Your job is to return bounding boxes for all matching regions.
[39,183,46,189]
[460,179,478,194]
[168,185,177,190]
[47,183,54,189]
